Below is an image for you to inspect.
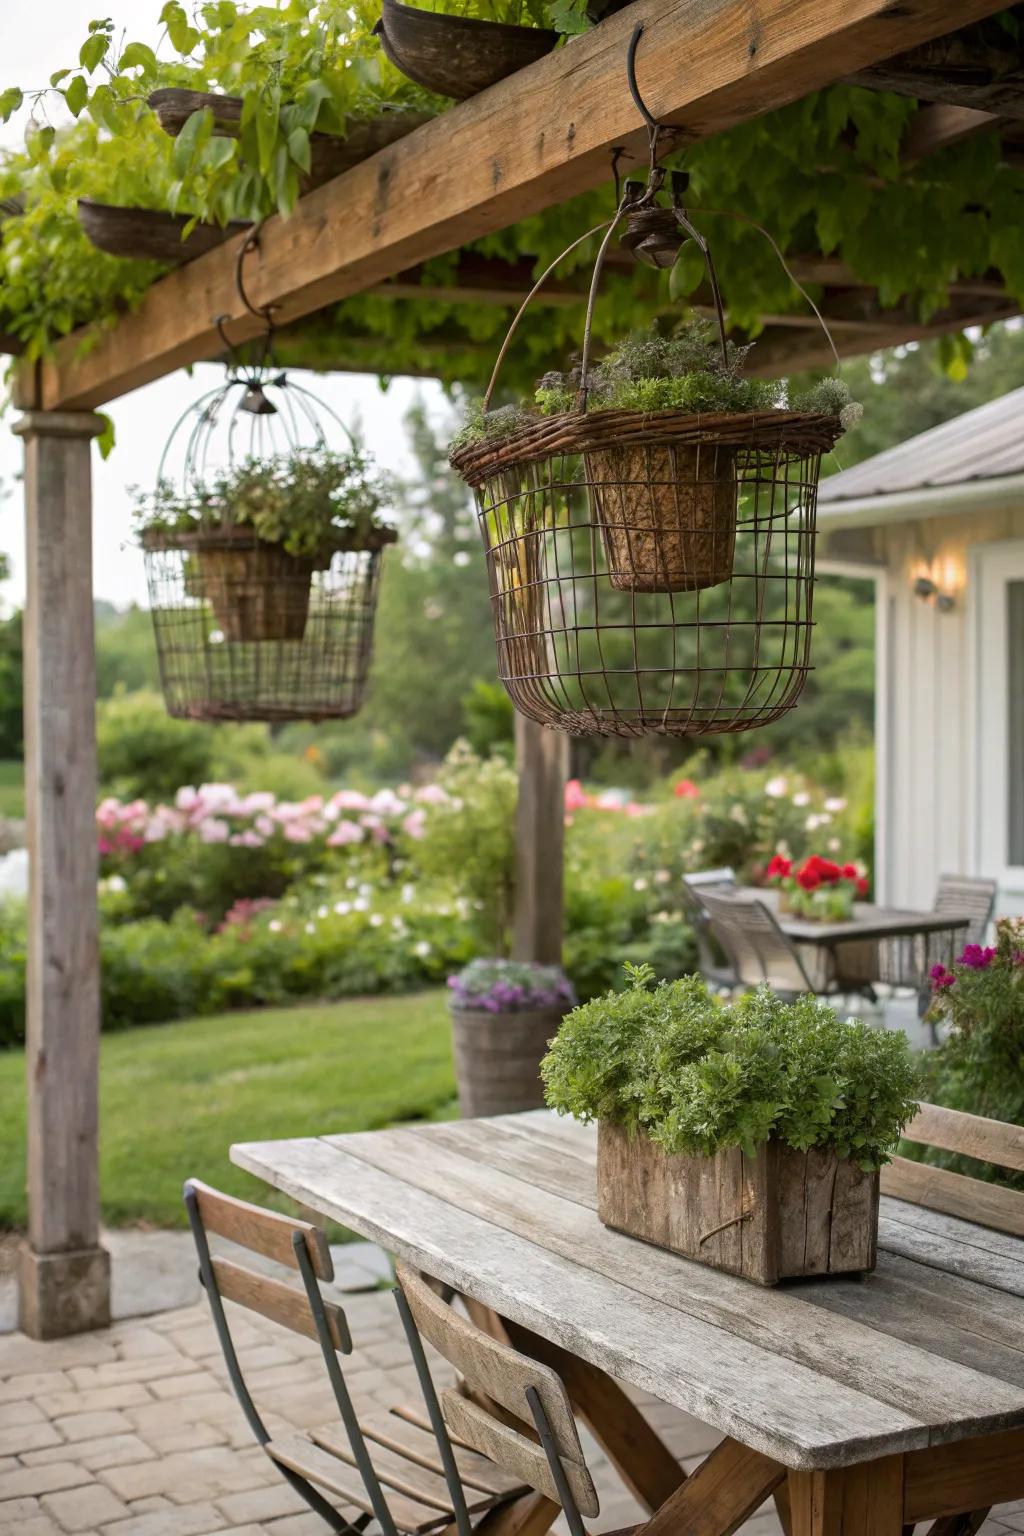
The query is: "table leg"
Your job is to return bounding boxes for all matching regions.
[788,1457,905,1535]
[638,1438,785,1536]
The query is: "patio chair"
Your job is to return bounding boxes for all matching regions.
[881,1102,1024,1237]
[696,890,832,999]
[933,872,998,946]
[184,1180,535,1535]
[679,868,739,991]
[394,1261,602,1536]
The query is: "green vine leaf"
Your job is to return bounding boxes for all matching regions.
[0,87,22,124]
[64,75,88,118]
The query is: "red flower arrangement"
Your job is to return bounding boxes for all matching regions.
[766,854,868,920]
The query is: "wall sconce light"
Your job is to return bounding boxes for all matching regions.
[910,557,960,613]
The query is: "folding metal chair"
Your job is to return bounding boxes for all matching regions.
[185,1180,534,1535]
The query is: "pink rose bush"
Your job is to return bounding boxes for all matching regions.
[96,780,449,924]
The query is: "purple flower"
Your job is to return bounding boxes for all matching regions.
[958,944,997,970]
[930,964,956,992]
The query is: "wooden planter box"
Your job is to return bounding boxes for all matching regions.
[597,1121,879,1285]
[451,1006,564,1119]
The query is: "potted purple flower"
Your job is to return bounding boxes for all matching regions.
[448,958,576,1118]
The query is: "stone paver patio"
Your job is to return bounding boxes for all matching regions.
[1,1271,1023,1536]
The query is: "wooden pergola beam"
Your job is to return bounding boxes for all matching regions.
[30,0,1011,413]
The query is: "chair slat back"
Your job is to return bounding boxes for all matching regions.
[395,1264,595,1517]
[211,1255,349,1351]
[934,874,997,947]
[440,1390,597,1518]
[187,1178,333,1280]
[881,1102,1024,1237]
[699,891,813,995]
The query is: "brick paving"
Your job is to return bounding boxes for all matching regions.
[1,1288,1022,1536]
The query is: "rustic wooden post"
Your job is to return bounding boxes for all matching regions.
[13,409,110,1339]
[512,715,568,966]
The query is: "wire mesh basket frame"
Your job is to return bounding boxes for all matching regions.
[142,366,397,724]
[449,204,844,739]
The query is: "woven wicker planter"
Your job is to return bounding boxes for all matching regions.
[451,1005,565,1119]
[374,0,558,100]
[597,1121,879,1285]
[143,528,324,643]
[586,440,738,592]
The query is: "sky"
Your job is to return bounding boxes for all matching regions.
[0,0,448,609]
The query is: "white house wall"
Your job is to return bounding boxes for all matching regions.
[871,505,1024,916]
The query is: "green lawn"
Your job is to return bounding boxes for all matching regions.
[0,760,23,819]
[0,992,456,1229]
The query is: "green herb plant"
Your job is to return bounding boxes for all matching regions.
[542,963,920,1169]
[133,445,393,559]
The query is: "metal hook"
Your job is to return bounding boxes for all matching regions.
[626,23,659,133]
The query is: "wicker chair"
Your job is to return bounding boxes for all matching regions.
[680,868,739,991]
[698,890,828,999]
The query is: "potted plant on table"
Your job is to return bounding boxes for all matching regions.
[449,958,576,1117]
[135,445,395,643]
[542,964,919,1285]
[766,853,868,921]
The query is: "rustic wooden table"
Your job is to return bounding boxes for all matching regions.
[744,887,973,948]
[233,1111,1024,1535]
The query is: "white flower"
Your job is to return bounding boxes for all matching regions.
[827,837,841,852]
[805,814,822,831]
[792,791,811,808]
[304,922,316,935]
[413,941,432,957]
[824,797,848,814]
[729,804,747,825]
[317,905,329,919]
[269,920,282,933]
[633,877,648,891]
[654,869,671,884]
[369,913,383,927]
[401,882,416,904]
[105,874,127,893]
[354,897,369,912]
[333,901,351,916]
[764,775,788,798]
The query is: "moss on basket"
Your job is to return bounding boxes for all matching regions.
[451,322,861,452]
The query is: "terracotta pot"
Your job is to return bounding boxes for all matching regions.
[597,1121,879,1285]
[374,0,558,101]
[451,1005,565,1119]
[586,442,738,592]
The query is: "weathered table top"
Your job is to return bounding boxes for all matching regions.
[738,886,973,945]
[232,1110,1024,1473]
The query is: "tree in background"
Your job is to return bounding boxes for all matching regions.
[280,400,500,779]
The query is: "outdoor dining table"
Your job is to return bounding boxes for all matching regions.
[233,1109,1024,1535]
[739,885,973,988]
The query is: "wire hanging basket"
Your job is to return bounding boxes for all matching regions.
[141,261,396,723]
[450,33,845,739]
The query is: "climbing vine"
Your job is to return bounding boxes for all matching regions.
[0,3,1022,382]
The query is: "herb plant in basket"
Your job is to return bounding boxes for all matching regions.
[542,965,919,1284]
[449,958,576,1117]
[135,445,395,644]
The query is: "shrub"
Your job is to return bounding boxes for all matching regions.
[542,965,920,1168]
[918,919,1024,1187]
[412,741,518,955]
